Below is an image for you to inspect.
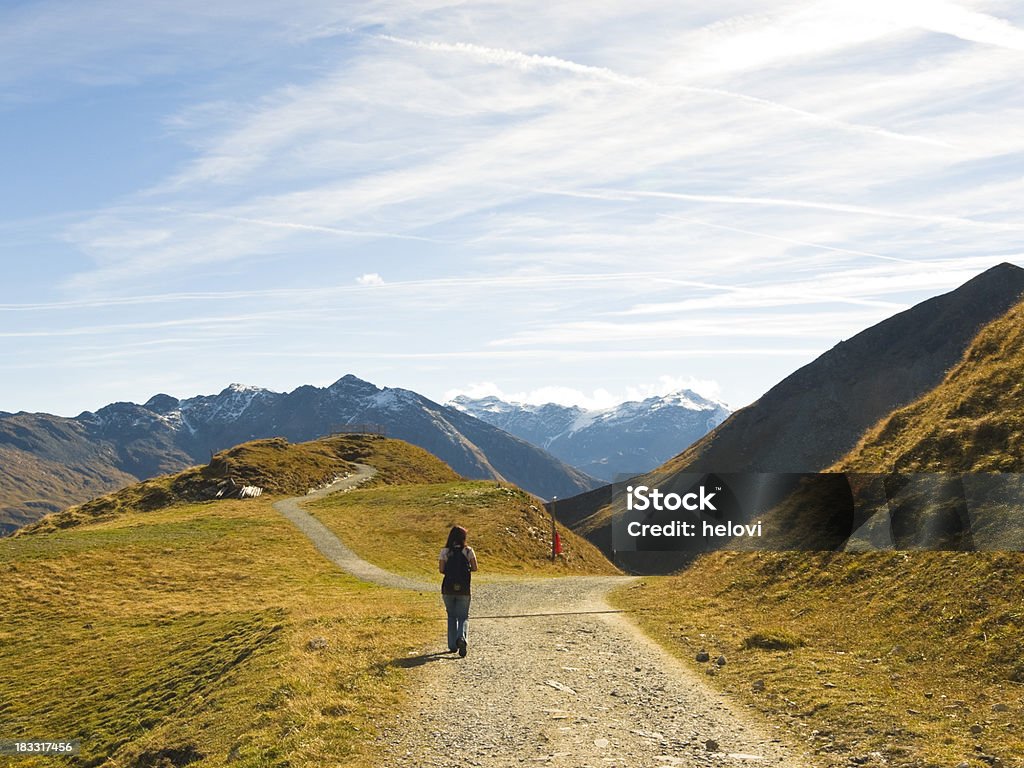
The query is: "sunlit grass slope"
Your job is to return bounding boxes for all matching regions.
[612,551,1024,767]
[836,296,1024,472]
[1,497,439,768]
[0,435,464,767]
[311,481,619,579]
[20,433,458,535]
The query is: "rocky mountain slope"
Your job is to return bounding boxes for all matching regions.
[828,294,1024,551]
[654,262,1024,477]
[0,375,599,534]
[449,391,729,481]
[834,293,1024,473]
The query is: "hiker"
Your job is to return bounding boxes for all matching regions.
[439,525,478,657]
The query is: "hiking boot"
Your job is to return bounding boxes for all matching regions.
[457,638,467,657]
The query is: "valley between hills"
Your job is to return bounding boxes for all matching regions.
[2,431,1022,767]
[2,264,1024,767]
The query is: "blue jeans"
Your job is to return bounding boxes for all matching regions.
[442,594,471,650]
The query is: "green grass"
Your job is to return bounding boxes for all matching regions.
[0,497,441,768]
[742,630,804,651]
[342,437,461,487]
[310,480,619,580]
[611,551,1024,767]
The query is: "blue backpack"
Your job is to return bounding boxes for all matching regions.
[442,546,472,595]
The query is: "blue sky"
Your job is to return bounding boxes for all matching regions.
[3,0,1024,416]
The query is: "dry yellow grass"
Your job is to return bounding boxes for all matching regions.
[310,480,619,579]
[606,297,1024,767]
[1,497,440,768]
[1,434,615,767]
[836,297,1024,473]
[612,551,1024,767]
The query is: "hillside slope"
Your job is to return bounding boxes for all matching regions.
[835,295,1024,472]
[310,480,618,579]
[554,264,1024,564]
[19,434,458,535]
[1,475,447,767]
[609,283,1024,767]
[613,550,1024,767]
[657,262,1024,476]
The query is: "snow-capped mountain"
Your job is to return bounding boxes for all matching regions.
[449,391,730,482]
[0,375,600,534]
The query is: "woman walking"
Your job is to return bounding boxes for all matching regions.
[439,525,478,657]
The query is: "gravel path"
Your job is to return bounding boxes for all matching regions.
[275,478,812,768]
[273,464,431,591]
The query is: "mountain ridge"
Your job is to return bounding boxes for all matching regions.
[0,375,600,534]
[834,292,1024,473]
[551,263,1024,565]
[655,262,1024,477]
[449,390,730,481]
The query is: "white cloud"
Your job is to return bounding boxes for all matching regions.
[885,0,1024,51]
[445,381,619,409]
[7,1,1024,414]
[667,0,1024,82]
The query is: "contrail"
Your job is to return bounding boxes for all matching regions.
[377,34,956,150]
[545,187,1017,231]
[0,272,729,312]
[657,213,916,264]
[376,35,646,87]
[185,211,449,244]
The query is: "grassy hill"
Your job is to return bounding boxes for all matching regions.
[655,262,1024,476]
[310,480,618,579]
[610,294,1024,767]
[1,435,613,767]
[835,296,1024,473]
[1,496,440,768]
[18,434,457,536]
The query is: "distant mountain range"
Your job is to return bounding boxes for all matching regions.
[0,375,600,535]
[449,391,730,482]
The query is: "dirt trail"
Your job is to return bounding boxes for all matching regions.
[273,464,429,591]
[275,479,811,768]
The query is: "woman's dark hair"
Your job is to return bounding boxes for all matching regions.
[446,525,468,550]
